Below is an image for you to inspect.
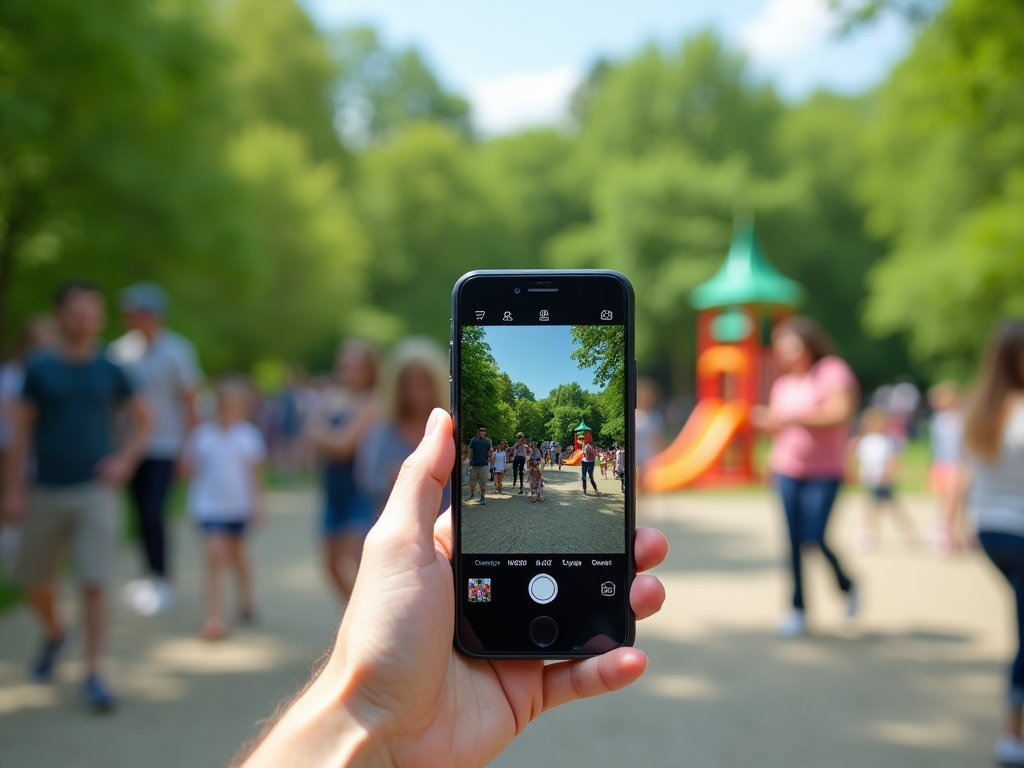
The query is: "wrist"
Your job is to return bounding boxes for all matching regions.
[243,660,395,768]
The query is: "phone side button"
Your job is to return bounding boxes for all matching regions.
[529,616,558,648]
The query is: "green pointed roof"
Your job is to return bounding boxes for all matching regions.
[574,421,591,432]
[690,221,803,310]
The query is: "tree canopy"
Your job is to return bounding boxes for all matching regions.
[2,0,1015,391]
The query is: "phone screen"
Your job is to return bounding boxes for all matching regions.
[452,272,634,657]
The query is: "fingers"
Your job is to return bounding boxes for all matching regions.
[371,408,456,553]
[629,574,665,620]
[634,527,668,573]
[541,648,648,712]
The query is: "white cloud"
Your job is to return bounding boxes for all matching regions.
[741,0,837,63]
[467,65,582,137]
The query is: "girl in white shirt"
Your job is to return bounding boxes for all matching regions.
[183,378,266,641]
[949,321,1024,766]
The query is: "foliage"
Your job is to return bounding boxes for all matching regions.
[859,0,1024,378]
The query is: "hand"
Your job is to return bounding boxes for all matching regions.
[750,405,785,434]
[96,453,134,485]
[2,488,26,524]
[241,409,668,768]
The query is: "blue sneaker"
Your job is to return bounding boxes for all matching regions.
[31,633,65,682]
[82,673,116,713]
[479,498,486,506]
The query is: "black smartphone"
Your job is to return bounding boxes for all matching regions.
[450,270,636,659]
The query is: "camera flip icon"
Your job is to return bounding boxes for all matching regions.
[600,581,616,597]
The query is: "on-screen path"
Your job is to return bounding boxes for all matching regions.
[0,485,1010,767]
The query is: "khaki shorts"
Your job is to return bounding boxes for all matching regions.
[469,465,490,488]
[14,483,119,587]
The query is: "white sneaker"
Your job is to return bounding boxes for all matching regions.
[846,585,860,619]
[123,579,150,613]
[994,734,1024,766]
[150,580,174,615]
[777,609,807,638]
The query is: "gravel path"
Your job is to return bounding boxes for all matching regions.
[0,487,1011,767]
[461,462,626,553]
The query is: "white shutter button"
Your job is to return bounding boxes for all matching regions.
[528,574,557,604]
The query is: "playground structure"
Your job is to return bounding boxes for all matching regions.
[643,222,803,492]
[560,420,592,466]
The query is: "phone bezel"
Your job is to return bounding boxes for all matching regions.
[450,269,637,659]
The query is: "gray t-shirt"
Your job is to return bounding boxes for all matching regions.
[972,402,1024,536]
[109,328,202,459]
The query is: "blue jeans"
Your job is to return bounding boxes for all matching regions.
[775,475,853,611]
[581,461,597,491]
[979,531,1024,708]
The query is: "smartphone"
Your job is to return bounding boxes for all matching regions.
[450,270,636,659]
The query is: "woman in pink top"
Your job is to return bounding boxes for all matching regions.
[753,317,859,637]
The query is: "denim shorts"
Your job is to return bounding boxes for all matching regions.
[199,521,247,536]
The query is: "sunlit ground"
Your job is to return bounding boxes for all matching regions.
[0,485,1008,767]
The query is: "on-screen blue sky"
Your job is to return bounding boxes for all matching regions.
[303,0,912,134]
[482,325,599,399]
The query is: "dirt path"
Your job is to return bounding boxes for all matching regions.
[0,486,1012,766]
[462,462,626,553]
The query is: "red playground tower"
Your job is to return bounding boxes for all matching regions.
[643,221,803,491]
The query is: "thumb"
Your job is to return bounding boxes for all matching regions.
[368,408,455,556]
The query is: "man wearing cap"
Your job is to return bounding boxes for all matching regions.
[108,282,202,615]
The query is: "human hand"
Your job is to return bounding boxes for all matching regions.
[96,453,134,485]
[240,408,668,768]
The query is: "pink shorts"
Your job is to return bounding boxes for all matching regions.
[929,462,958,496]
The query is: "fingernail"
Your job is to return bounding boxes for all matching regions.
[423,408,442,439]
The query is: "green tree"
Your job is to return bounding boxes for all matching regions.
[332,27,471,146]
[512,382,535,402]
[458,326,513,444]
[859,0,1024,377]
[355,124,516,343]
[0,0,244,346]
[220,0,345,166]
[216,123,368,369]
[571,325,626,444]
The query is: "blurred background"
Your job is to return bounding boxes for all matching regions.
[1,0,1022,765]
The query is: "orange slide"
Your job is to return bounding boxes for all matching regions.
[561,449,582,466]
[642,400,750,492]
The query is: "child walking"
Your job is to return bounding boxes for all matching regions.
[928,381,963,554]
[492,440,507,494]
[183,378,266,641]
[527,459,544,503]
[852,407,917,552]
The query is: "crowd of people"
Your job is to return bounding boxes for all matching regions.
[462,430,627,503]
[0,280,451,712]
[3,280,1024,767]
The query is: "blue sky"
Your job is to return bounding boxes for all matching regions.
[482,325,598,399]
[304,0,912,135]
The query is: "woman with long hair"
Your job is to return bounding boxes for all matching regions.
[948,320,1024,766]
[752,316,859,637]
[307,339,380,603]
[357,338,451,520]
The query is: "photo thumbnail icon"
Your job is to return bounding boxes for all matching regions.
[468,578,492,603]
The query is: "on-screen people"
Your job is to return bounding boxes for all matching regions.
[357,338,451,520]
[233,408,668,768]
[491,440,507,494]
[750,316,859,638]
[852,407,917,552]
[528,458,544,503]
[307,339,380,603]
[946,321,1024,766]
[2,281,152,711]
[615,443,627,493]
[181,377,265,641]
[553,440,561,468]
[466,426,491,506]
[109,281,202,616]
[581,440,599,494]
[512,434,527,494]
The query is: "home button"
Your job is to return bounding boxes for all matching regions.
[529,616,559,648]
